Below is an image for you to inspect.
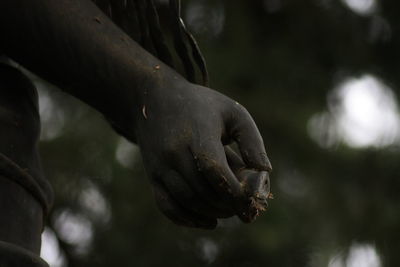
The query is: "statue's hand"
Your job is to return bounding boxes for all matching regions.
[134,80,272,228]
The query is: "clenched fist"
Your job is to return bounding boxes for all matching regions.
[133,78,272,228]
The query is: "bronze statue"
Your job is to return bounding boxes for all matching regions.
[0,0,272,265]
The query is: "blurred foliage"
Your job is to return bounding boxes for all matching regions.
[37,0,400,266]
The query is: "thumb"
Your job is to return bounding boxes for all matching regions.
[226,104,272,172]
[225,146,271,223]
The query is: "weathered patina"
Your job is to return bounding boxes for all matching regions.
[0,0,272,264]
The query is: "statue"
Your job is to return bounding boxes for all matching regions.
[0,0,272,265]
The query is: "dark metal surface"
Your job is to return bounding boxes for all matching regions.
[0,64,48,265]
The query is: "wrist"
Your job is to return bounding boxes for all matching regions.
[105,64,189,143]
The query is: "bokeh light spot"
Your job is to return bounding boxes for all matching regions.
[309,74,400,149]
[196,238,219,264]
[328,243,382,267]
[341,0,377,15]
[115,137,139,168]
[78,181,111,225]
[332,75,400,148]
[37,86,66,141]
[185,1,225,38]
[54,209,93,255]
[40,227,67,267]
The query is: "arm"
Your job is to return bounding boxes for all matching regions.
[0,0,163,138]
[0,0,272,228]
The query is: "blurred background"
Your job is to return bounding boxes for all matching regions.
[36,0,400,266]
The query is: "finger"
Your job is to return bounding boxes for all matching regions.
[161,169,231,218]
[224,145,245,173]
[224,146,271,223]
[152,181,217,229]
[235,169,270,222]
[168,150,235,218]
[226,104,272,172]
[191,141,244,200]
[225,146,270,198]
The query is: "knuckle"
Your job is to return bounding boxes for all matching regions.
[195,153,219,173]
[225,101,254,136]
[232,101,249,116]
[160,142,183,160]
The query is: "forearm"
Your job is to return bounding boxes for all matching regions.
[0,0,178,134]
